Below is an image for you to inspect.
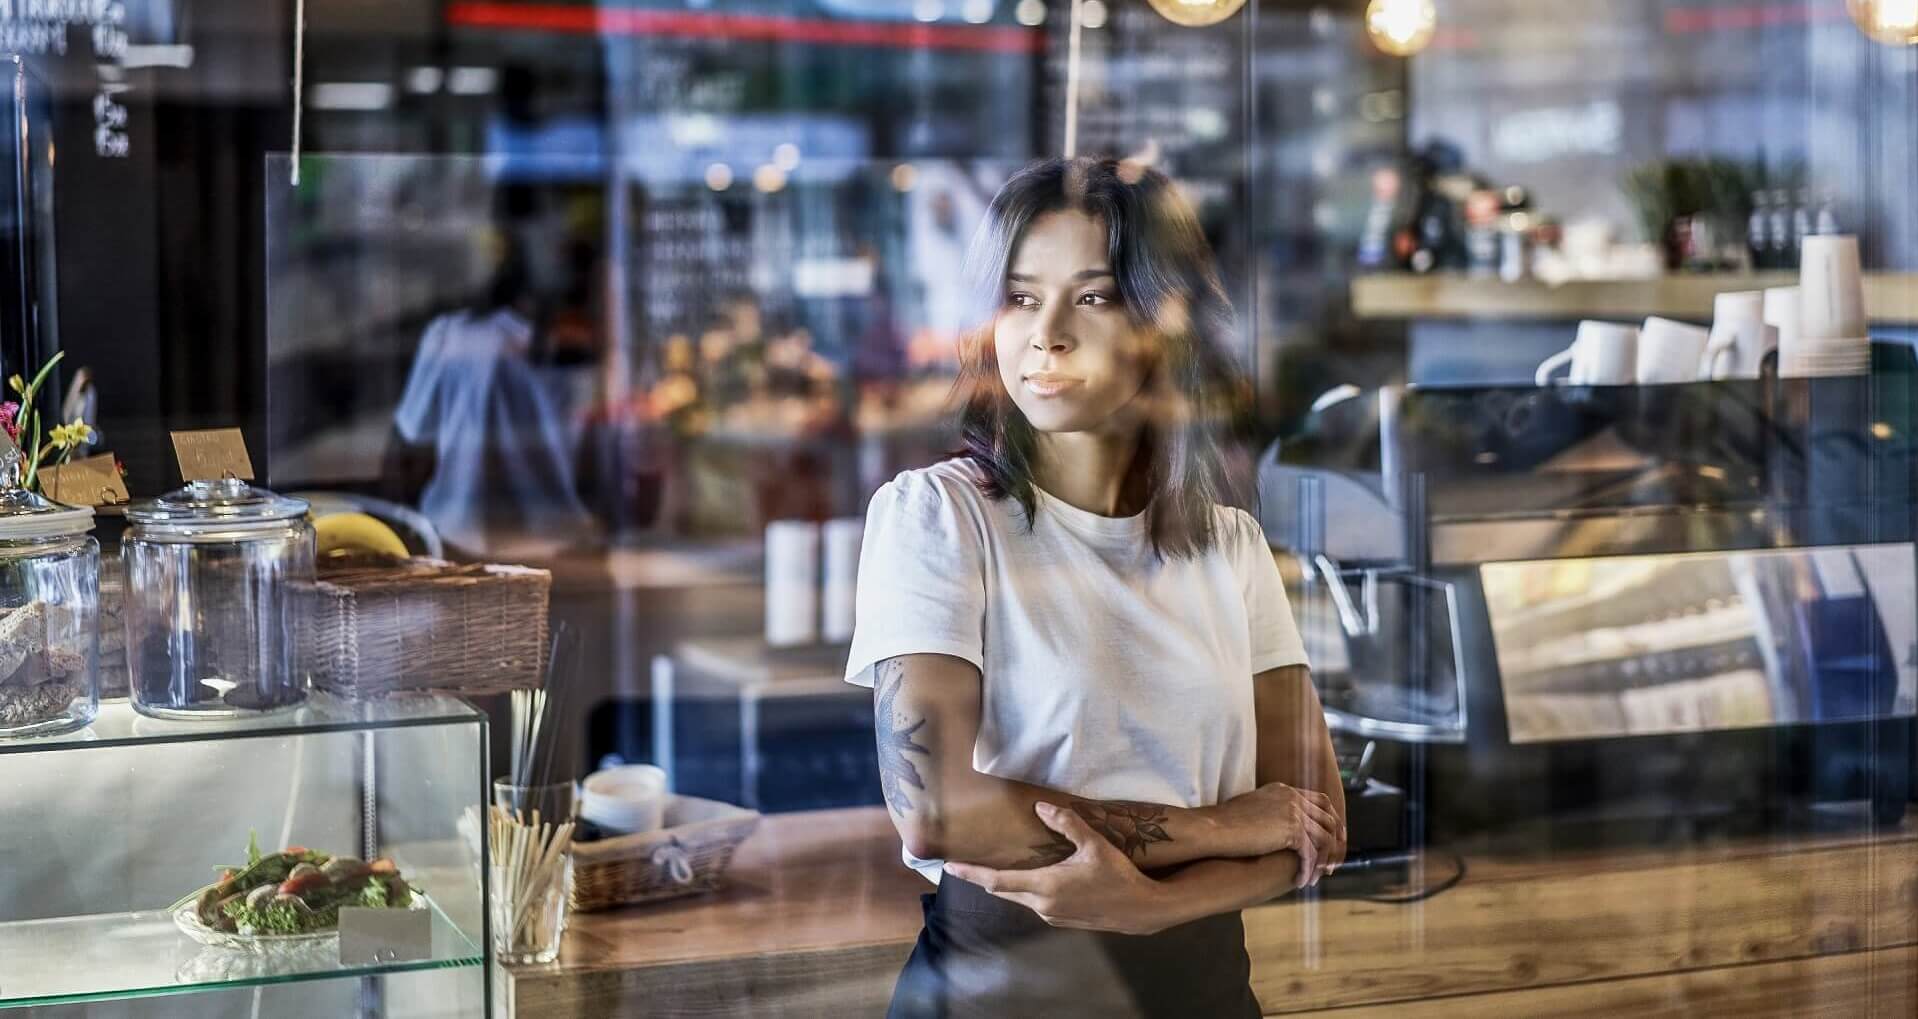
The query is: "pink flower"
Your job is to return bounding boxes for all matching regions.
[0,401,19,441]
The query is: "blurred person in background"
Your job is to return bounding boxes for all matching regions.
[384,196,604,559]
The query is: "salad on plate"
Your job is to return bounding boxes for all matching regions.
[179,832,419,941]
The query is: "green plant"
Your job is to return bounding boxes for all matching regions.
[1619,156,1766,244]
[0,352,94,493]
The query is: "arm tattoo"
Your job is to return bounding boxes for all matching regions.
[1071,800,1173,860]
[873,660,930,816]
[1016,800,1176,868]
[1020,829,1076,868]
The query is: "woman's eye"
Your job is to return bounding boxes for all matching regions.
[1008,292,1038,308]
[1077,292,1112,306]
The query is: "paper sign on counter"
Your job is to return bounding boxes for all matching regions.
[337,906,433,966]
[170,428,255,482]
[41,453,128,506]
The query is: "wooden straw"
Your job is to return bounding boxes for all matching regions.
[490,804,575,954]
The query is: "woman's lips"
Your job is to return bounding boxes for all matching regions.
[1023,372,1082,397]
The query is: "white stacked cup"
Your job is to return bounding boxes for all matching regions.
[1786,234,1869,377]
[1701,290,1776,380]
[1763,286,1800,370]
[764,520,821,647]
[1535,320,1638,387]
[821,517,863,643]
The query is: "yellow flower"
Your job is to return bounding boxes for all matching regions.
[6,375,20,395]
[49,420,93,451]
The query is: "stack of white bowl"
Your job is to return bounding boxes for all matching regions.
[1780,234,1870,377]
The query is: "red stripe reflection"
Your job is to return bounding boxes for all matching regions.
[1663,3,1849,33]
[445,2,1046,54]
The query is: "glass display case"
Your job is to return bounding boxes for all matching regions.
[0,692,490,1017]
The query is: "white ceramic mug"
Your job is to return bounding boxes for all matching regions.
[1702,290,1772,380]
[1799,234,1865,341]
[581,764,669,835]
[1638,317,1711,384]
[1763,286,1801,363]
[1536,320,1638,386]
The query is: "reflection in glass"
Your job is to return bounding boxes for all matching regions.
[1486,544,1918,743]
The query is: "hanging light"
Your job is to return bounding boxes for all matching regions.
[1849,0,1918,45]
[1145,0,1247,28]
[1366,0,1437,56]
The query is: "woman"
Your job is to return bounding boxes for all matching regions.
[843,157,1347,1018]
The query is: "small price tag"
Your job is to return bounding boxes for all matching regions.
[337,906,433,966]
[41,453,128,506]
[170,428,255,482]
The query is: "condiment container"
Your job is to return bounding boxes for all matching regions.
[124,478,314,718]
[0,479,100,737]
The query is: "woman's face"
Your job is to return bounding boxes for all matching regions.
[993,210,1152,437]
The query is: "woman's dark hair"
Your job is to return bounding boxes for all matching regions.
[955,156,1246,558]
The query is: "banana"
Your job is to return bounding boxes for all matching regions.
[313,512,410,559]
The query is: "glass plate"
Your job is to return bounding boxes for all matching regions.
[172,890,430,955]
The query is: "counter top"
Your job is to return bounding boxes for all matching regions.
[504,808,923,1017]
[504,807,1918,1017]
[1351,271,1918,323]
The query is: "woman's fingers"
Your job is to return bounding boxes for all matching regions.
[1299,797,1341,839]
[1294,833,1319,889]
[1284,811,1338,888]
[944,862,1053,896]
[1034,801,1099,853]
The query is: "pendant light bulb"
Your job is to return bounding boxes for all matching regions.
[1366,0,1438,57]
[1849,0,1918,45]
[1145,0,1247,28]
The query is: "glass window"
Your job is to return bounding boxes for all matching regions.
[3,2,1914,1016]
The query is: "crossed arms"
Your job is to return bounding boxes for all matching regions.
[870,653,1347,934]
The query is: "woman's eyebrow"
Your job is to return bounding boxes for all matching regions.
[1006,268,1115,283]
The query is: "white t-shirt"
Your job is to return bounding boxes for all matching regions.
[843,458,1310,882]
[393,309,599,555]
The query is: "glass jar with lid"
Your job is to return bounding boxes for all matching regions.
[0,463,100,738]
[124,478,314,718]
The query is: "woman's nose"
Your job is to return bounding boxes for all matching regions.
[1032,304,1075,354]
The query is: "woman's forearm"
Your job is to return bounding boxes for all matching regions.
[928,770,1247,871]
[1148,851,1303,929]
[875,655,1261,870]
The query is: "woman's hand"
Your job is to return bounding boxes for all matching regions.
[942,802,1176,936]
[1210,781,1345,887]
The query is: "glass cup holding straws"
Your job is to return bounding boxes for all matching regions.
[490,779,578,965]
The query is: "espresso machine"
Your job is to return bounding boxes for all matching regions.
[1264,344,1918,854]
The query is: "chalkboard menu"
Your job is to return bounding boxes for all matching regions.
[631,190,759,337]
[1041,4,1245,217]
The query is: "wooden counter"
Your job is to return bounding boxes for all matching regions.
[1350,271,1918,323]
[504,807,1918,1018]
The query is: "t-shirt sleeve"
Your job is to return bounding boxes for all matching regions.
[1235,510,1311,675]
[843,472,988,687]
[393,315,451,444]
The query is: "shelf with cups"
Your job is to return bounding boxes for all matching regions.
[1349,271,1918,324]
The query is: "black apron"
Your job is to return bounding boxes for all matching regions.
[887,875,1261,1018]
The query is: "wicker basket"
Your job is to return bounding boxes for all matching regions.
[570,796,762,912]
[304,557,551,698]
